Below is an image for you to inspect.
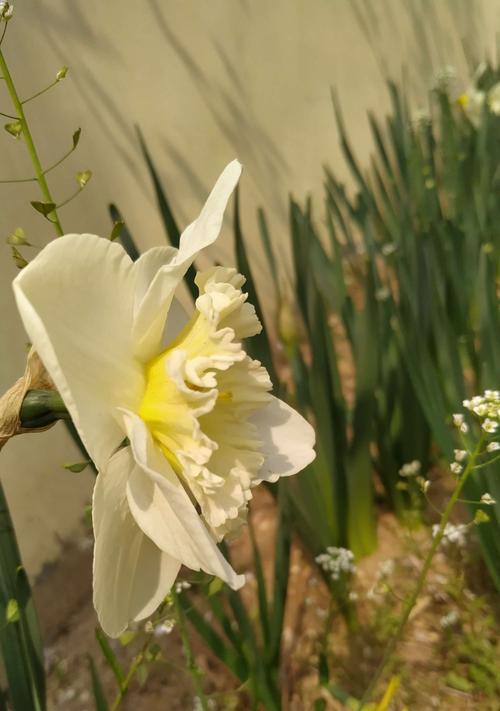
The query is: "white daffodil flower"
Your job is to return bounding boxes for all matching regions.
[13,160,315,637]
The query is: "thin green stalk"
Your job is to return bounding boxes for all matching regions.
[0,47,64,236]
[109,638,149,711]
[358,435,485,708]
[172,590,209,711]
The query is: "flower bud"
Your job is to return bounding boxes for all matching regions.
[0,2,13,20]
[277,297,299,349]
[56,66,69,82]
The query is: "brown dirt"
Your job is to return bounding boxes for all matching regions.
[35,487,499,711]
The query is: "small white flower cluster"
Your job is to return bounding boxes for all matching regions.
[315,547,356,582]
[432,522,468,548]
[411,107,431,129]
[144,618,176,636]
[463,391,500,423]
[433,64,456,90]
[453,390,500,443]
[0,1,12,19]
[153,619,176,637]
[399,460,421,477]
[440,610,459,629]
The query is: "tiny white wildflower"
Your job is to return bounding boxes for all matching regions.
[434,64,456,89]
[450,462,463,475]
[473,403,489,417]
[486,441,500,452]
[315,547,356,582]
[399,460,421,477]
[482,418,499,434]
[452,413,464,427]
[422,479,431,493]
[411,107,431,128]
[440,610,459,629]
[480,493,496,506]
[153,620,175,637]
[454,449,467,462]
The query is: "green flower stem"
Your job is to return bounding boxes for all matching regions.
[109,638,150,711]
[20,390,69,428]
[0,47,64,236]
[358,436,485,709]
[172,590,209,711]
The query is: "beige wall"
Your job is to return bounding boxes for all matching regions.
[1,0,498,576]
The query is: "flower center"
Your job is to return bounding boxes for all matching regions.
[138,267,272,538]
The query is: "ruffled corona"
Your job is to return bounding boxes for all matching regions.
[139,267,272,539]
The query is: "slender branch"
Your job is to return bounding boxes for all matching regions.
[358,435,485,708]
[471,453,500,470]
[0,21,8,47]
[0,47,64,236]
[0,176,36,184]
[172,590,209,711]
[0,110,16,119]
[109,638,150,711]
[43,143,78,175]
[21,79,59,105]
[57,186,83,209]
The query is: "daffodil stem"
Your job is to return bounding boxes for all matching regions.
[0,46,64,236]
[20,390,69,428]
[172,590,210,711]
[358,436,485,708]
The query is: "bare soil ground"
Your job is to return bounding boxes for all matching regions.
[35,486,499,711]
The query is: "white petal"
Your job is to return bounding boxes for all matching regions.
[132,161,242,361]
[13,234,143,469]
[133,245,178,314]
[93,447,180,638]
[122,410,245,589]
[177,160,242,262]
[251,396,316,483]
